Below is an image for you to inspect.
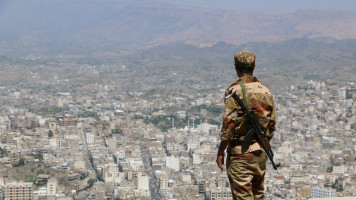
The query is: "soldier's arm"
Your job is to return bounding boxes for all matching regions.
[216,140,229,170]
[220,90,240,141]
[217,91,239,170]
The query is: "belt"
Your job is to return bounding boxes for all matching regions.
[228,150,263,158]
[229,139,257,148]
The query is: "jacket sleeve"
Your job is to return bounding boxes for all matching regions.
[220,89,240,141]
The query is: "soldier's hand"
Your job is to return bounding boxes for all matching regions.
[216,154,225,170]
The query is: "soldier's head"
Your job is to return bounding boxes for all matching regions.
[234,50,256,76]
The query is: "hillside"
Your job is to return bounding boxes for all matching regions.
[120,38,356,91]
[1,38,353,93]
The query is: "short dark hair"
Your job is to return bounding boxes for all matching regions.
[235,65,254,74]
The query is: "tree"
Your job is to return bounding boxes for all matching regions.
[326,166,333,173]
[18,158,25,166]
[0,147,6,157]
[80,172,88,180]
[332,183,343,192]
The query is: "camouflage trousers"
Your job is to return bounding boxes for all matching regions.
[226,150,267,200]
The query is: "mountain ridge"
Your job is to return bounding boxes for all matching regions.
[2,1,356,55]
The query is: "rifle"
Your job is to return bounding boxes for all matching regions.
[224,89,279,170]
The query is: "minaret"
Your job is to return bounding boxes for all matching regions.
[192,117,195,129]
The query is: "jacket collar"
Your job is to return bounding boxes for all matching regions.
[237,76,259,83]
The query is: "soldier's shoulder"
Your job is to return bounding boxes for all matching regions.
[259,82,273,94]
[226,81,241,92]
[258,82,272,92]
[246,81,273,95]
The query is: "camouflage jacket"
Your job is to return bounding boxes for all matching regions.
[221,76,276,155]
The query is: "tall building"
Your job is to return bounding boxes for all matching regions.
[86,132,95,144]
[159,176,169,190]
[137,172,150,197]
[4,182,33,200]
[47,178,57,196]
[137,173,149,191]
[107,138,117,153]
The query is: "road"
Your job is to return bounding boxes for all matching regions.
[78,129,93,171]
[141,146,160,200]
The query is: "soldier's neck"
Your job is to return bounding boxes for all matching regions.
[237,73,253,78]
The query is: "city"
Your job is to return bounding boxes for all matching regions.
[1,1,356,199]
[0,63,354,199]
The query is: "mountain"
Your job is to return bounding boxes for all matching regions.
[117,37,356,91]
[1,0,356,55]
[0,37,355,92]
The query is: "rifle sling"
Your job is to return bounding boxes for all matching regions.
[239,80,248,107]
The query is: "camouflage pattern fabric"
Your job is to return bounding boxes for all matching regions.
[227,151,267,200]
[221,76,275,199]
[220,76,276,154]
[234,51,256,67]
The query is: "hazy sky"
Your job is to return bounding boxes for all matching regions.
[154,0,356,13]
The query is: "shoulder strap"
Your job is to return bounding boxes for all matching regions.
[239,80,248,107]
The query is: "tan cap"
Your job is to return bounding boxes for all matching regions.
[234,50,255,67]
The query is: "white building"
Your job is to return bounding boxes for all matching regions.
[193,154,203,165]
[333,165,346,174]
[137,173,149,191]
[107,138,117,153]
[137,172,150,197]
[187,137,200,151]
[86,132,95,144]
[166,156,180,172]
[129,159,143,172]
[311,186,336,198]
[197,123,218,135]
[116,149,126,160]
[49,138,62,148]
[47,178,57,196]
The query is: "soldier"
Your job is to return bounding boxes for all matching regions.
[216,51,276,200]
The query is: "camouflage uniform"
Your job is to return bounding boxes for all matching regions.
[221,51,276,200]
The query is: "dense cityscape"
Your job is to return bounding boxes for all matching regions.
[1,0,356,199]
[0,60,354,200]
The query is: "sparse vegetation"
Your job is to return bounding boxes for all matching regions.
[13,158,25,167]
[0,147,6,158]
[29,152,44,161]
[80,172,88,180]
[25,175,36,184]
[29,106,69,117]
[78,111,100,120]
[332,183,343,192]
[112,129,123,134]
